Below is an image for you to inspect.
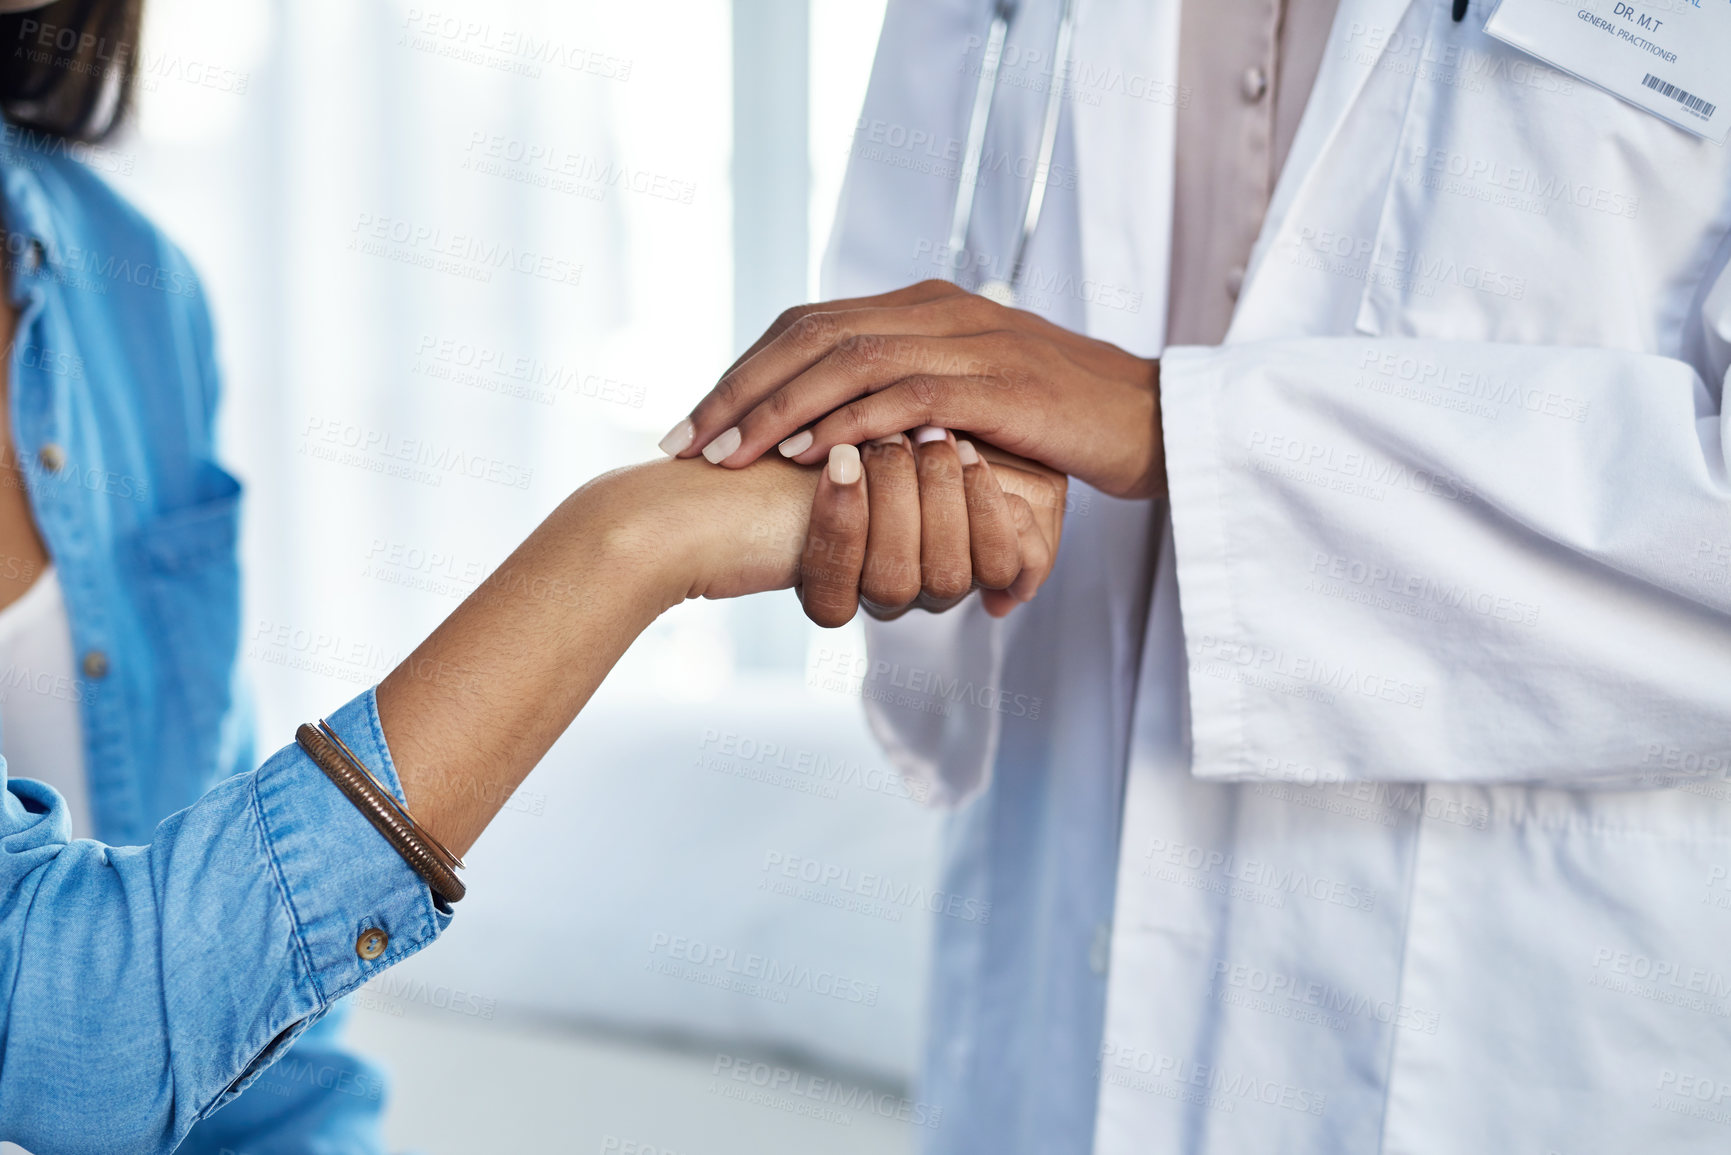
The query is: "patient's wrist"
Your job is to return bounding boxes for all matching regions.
[560,455,819,609]
[561,463,705,618]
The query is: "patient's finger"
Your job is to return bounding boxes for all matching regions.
[956,439,1019,592]
[913,427,972,605]
[859,434,923,615]
[799,445,869,628]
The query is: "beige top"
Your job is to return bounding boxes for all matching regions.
[0,566,91,838]
[1167,0,1342,346]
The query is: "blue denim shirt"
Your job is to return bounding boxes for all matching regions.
[0,131,451,1152]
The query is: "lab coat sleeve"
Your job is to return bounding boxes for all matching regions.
[1161,322,1731,787]
[861,603,1010,807]
[0,688,449,1155]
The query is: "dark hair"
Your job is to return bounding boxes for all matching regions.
[0,0,143,143]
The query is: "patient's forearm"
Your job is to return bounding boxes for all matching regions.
[376,479,679,855]
[375,457,817,856]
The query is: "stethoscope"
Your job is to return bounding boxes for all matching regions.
[946,0,1077,307]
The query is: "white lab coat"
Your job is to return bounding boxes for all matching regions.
[824,0,1731,1153]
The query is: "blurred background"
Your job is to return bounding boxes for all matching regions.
[91,0,950,1150]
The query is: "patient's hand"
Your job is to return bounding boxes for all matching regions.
[796,429,1066,628]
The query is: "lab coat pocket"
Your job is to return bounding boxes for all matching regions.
[1381,785,1731,1154]
[1355,0,1731,354]
[131,464,244,779]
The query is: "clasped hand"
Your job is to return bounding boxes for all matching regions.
[661,280,1163,626]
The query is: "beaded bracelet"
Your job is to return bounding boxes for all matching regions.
[295,720,467,905]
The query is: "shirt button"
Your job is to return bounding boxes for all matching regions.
[37,443,66,473]
[81,650,109,679]
[1227,265,1247,301]
[356,928,389,960]
[1242,66,1269,102]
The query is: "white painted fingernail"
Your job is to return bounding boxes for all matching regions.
[779,430,814,457]
[912,425,947,445]
[956,439,980,466]
[871,433,908,446]
[701,426,743,464]
[657,418,696,457]
[828,443,862,484]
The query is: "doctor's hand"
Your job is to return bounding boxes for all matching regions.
[659,280,1165,500]
[796,430,1067,628]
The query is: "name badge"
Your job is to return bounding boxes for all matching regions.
[1485,0,1731,143]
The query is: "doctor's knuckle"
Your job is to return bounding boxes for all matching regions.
[863,448,915,493]
[758,386,800,422]
[773,304,813,334]
[904,373,945,410]
[913,278,957,299]
[922,563,972,602]
[951,293,1000,327]
[862,560,921,608]
[710,372,748,411]
[789,311,841,350]
[828,402,879,443]
[826,338,867,376]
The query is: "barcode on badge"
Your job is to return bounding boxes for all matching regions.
[1641,73,1716,121]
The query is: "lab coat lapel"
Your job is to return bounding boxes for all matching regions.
[1067,0,1415,356]
[1248,0,1418,292]
[1068,0,1181,356]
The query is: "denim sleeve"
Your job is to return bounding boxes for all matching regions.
[0,687,451,1155]
[173,1002,390,1155]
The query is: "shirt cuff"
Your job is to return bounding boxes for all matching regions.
[251,686,451,1008]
